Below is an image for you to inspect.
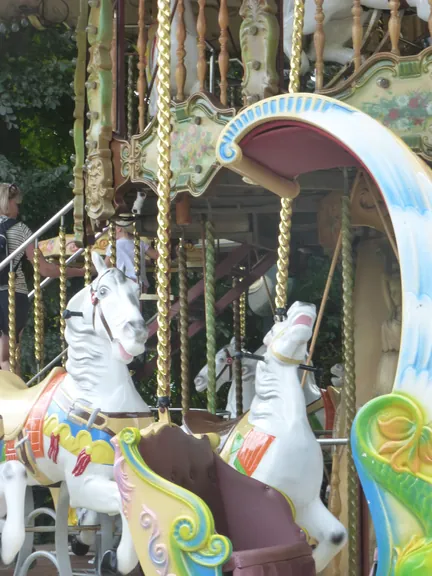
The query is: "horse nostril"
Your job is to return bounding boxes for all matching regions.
[125,321,148,341]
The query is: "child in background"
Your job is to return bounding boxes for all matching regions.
[105,223,158,293]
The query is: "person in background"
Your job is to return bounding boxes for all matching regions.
[105,223,158,292]
[0,183,86,371]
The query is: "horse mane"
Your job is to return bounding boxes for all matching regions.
[64,285,111,392]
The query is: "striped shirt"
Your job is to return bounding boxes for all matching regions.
[0,217,32,294]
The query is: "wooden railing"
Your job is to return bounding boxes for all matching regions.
[113,0,432,136]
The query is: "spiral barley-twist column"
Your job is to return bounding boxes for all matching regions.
[8,267,16,374]
[155,0,172,408]
[341,189,359,576]
[179,237,190,413]
[127,54,134,139]
[205,220,217,414]
[33,241,44,369]
[288,0,305,94]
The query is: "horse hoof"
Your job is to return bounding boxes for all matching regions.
[100,549,118,575]
[70,536,90,557]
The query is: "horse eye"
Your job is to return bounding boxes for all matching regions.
[99,287,108,297]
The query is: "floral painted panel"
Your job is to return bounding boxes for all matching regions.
[325,48,432,162]
[121,93,236,199]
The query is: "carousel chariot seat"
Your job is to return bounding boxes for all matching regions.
[116,424,316,576]
[183,409,243,437]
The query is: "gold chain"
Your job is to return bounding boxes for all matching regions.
[155,0,172,414]
[179,237,190,413]
[288,0,305,93]
[341,189,359,576]
[8,269,16,374]
[33,243,44,368]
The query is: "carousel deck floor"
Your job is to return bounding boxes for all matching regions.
[1,545,142,575]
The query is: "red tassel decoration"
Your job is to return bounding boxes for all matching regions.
[72,449,92,477]
[48,433,60,463]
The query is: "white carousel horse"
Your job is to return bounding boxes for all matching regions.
[284,0,430,74]
[0,252,152,574]
[147,0,200,118]
[217,302,347,572]
[194,337,326,427]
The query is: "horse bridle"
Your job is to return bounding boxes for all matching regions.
[90,269,114,342]
[216,348,234,383]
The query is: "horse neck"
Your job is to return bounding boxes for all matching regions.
[301,361,322,406]
[250,357,309,429]
[64,292,148,412]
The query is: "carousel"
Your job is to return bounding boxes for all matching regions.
[0,0,431,575]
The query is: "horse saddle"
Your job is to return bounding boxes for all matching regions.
[0,367,64,442]
[183,410,244,440]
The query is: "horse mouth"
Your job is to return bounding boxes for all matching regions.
[293,314,313,327]
[117,342,134,362]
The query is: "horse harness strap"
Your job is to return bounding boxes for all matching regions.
[216,348,234,382]
[307,396,324,415]
[269,346,300,366]
[91,270,114,341]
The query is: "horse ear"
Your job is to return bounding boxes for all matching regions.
[92,251,107,274]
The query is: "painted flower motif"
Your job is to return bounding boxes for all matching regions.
[388,109,400,120]
[397,118,411,131]
[409,97,420,109]
[396,95,409,107]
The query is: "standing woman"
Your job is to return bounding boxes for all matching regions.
[0,183,85,371]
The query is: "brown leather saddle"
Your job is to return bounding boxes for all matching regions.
[183,410,244,438]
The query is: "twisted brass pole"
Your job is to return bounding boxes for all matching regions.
[179,236,190,414]
[273,0,304,317]
[240,285,246,341]
[33,240,44,371]
[205,220,217,414]
[233,277,243,416]
[288,0,305,94]
[84,246,92,286]
[274,198,293,316]
[341,179,359,576]
[108,221,117,268]
[127,54,134,140]
[133,220,141,279]
[155,0,172,417]
[59,217,67,363]
[8,265,16,374]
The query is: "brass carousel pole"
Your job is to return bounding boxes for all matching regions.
[34,238,44,374]
[59,216,67,365]
[8,263,16,374]
[84,246,92,286]
[233,277,243,416]
[273,3,304,317]
[155,0,172,422]
[133,220,140,279]
[108,221,117,268]
[341,170,359,576]
[179,235,190,414]
[205,219,217,414]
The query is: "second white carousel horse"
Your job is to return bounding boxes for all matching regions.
[219,302,347,572]
[0,253,153,574]
[194,337,327,427]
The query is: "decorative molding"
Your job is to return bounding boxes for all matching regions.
[120,92,236,199]
[321,47,432,162]
[84,0,115,223]
[239,0,279,106]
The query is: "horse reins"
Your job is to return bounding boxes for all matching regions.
[216,348,234,383]
[90,269,114,342]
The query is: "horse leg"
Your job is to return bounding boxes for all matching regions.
[295,498,347,573]
[0,461,28,565]
[77,508,98,548]
[66,475,138,575]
